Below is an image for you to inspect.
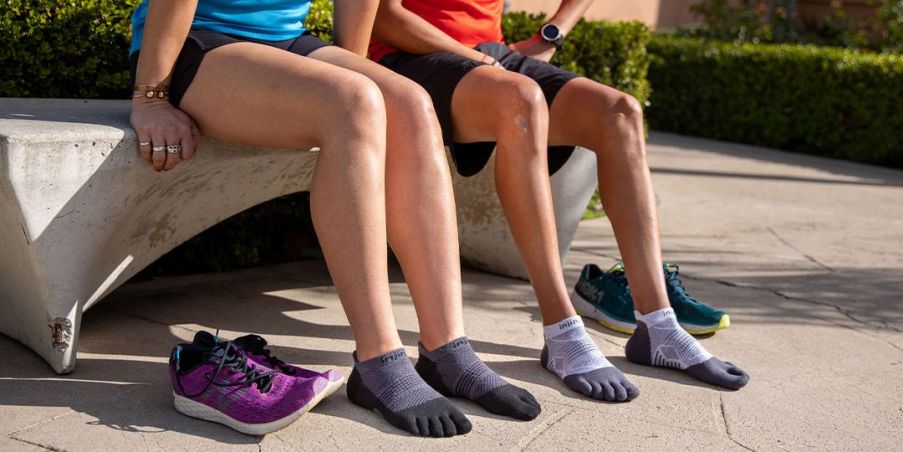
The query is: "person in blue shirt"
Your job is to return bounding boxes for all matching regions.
[129,0,539,437]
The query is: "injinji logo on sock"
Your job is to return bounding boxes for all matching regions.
[381,349,407,365]
[559,318,581,330]
[449,339,468,350]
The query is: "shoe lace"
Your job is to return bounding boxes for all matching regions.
[665,266,699,304]
[256,348,292,373]
[178,341,280,398]
[239,334,292,373]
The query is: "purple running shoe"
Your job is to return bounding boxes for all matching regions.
[170,340,343,435]
[193,331,344,384]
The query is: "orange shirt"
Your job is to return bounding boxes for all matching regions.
[369,0,504,62]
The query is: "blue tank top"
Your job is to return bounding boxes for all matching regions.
[130,0,311,55]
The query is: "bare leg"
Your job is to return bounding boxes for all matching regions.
[178,42,400,360]
[448,69,638,402]
[548,78,749,390]
[303,47,540,422]
[307,47,465,350]
[451,67,574,325]
[547,78,668,314]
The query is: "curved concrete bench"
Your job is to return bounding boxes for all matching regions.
[0,98,598,373]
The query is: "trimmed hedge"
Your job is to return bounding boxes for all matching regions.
[0,0,139,98]
[647,36,903,168]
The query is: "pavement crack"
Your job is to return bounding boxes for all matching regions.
[766,227,834,272]
[720,394,755,451]
[517,407,571,450]
[698,276,903,353]
[9,436,62,451]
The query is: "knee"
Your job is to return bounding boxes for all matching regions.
[389,82,436,121]
[341,75,387,127]
[319,73,385,143]
[497,77,547,122]
[608,93,644,128]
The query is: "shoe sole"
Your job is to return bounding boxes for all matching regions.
[570,291,731,336]
[173,375,345,436]
[680,314,730,335]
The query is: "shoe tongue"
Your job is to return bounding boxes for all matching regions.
[608,262,626,276]
[234,334,267,352]
[664,263,679,274]
[193,330,217,348]
[206,342,242,366]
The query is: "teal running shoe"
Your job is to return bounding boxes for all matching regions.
[662,263,730,335]
[570,263,638,335]
[570,263,730,336]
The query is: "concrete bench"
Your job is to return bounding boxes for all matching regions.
[0,98,598,374]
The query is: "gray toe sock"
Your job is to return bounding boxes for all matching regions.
[417,337,541,420]
[347,348,472,437]
[542,316,640,402]
[625,308,750,390]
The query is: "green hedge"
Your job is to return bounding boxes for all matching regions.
[647,36,903,168]
[0,0,139,98]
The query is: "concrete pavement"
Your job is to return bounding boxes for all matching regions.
[2,132,901,450]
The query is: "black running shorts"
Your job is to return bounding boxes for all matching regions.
[379,42,579,177]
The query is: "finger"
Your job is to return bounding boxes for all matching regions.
[137,131,152,163]
[151,135,167,171]
[180,124,198,161]
[162,136,182,171]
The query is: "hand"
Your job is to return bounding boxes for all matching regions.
[467,49,504,69]
[130,98,200,172]
[508,34,556,63]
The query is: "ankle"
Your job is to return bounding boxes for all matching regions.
[354,340,405,362]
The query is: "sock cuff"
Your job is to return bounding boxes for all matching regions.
[636,307,678,327]
[418,337,471,360]
[353,347,410,373]
[543,316,585,339]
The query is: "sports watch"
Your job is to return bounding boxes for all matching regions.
[540,23,564,50]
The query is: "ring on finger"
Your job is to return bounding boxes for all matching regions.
[152,145,166,153]
[166,144,182,154]
[139,141,151,147]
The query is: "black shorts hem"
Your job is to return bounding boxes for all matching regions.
[129,29,331,108]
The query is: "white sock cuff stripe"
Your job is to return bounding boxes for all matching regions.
[637,307,677,327]
[543,316,585,339]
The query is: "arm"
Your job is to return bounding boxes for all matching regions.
[509,0,595,62]
[131,0,200,170]
[373,0,496,64]
[334,0,380,56]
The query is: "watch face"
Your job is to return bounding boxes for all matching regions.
[542,24,560,41]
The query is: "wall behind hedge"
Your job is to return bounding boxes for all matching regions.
[647,36,903,169]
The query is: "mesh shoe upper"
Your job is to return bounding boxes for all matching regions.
[574,263,636,323]
[170,341,326,425]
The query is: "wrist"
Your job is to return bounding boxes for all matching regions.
[131,96,168,107]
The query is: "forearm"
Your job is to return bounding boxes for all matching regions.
[334,0,379,56]
[547,0,594,34]
[134,0,198,88]
[374,1,485,61]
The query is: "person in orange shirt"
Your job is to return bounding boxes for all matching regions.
[370,0,750,403]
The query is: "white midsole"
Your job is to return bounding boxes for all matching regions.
[173,376,344,436]
[569,290,637,333]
